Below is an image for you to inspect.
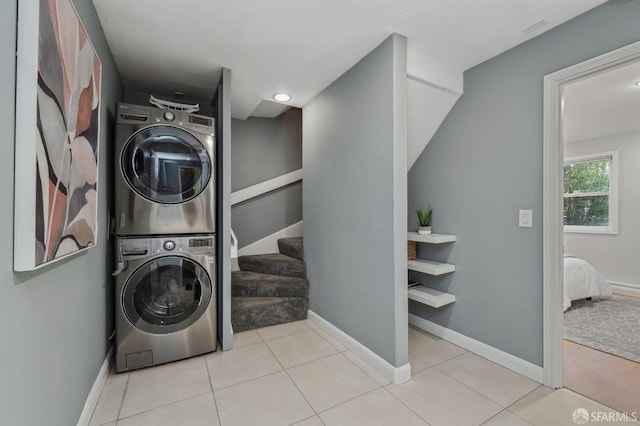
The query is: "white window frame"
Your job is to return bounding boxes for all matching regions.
[563,150,618,234]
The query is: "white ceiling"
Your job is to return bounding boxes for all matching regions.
[92,0,606,119]
[564,59,640,143]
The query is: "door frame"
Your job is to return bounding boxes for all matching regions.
[542,40,640,387]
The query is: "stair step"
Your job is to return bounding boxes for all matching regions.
[232,271,309,298]
[278,237,304,261]
[238,253,306,279]
[231,296,309,332]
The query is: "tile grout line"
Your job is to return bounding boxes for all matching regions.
[405,336,506,424]
[263,327,384,418]
[116,356,212,421]
[287,414,326,426]
[264,330,340,370]
[115,373,130,423]
[203,353,223,426]
[312,386,386,421]
[313,328,348,353]
[115,391,213,423]
[208,333,337,393]
[207,339,286,392]
[502,384,543,424]
[431,361,525,411]
[480,408,534,426]
[262,331,319,420]
[257,324,313,343]
[409,348,467,368]
[379,384,434,425]
[340,351,390,387]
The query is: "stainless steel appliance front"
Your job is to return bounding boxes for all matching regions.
[114,235,217,372]
[114,103,216,236]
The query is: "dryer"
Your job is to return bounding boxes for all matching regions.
[114,234,217,372]
[114,103,216,236]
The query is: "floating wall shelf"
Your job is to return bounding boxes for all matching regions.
[407,232,456,308]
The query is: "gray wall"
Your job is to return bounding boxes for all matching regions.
[0,1,122,424]
[303,34,408,366]
[408,1,640,367]
[231,109,302,247]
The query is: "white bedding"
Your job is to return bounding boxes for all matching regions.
[564,256,612,311]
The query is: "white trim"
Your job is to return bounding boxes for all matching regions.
[609,281,640,298]
[543,40,640,389]
[14,0,40,271]
[308,310,411,385]
[409,314,543,383]
[76,346,113,426]
[231,169,302,206]
[237,221,303,257]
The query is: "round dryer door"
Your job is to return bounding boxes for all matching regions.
[121,125,211,204]
[122,256,212,334]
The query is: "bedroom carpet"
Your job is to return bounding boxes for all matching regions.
[564,295,640,363]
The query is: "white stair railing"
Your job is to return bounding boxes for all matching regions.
[230,228,240,271]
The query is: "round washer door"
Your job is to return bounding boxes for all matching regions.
[122,256,212,334]
[121,125,211,204]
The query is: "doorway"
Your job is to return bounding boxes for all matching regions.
[542,40,640,398]
[560,57,640,413]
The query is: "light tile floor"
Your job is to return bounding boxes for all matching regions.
[89,321,638,426]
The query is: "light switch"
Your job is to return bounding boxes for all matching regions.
[519,210,532,228]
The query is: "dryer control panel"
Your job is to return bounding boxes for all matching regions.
[117,103,215,135]
[117,235,215,261]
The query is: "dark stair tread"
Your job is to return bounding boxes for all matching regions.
[277,237,304,261]
[238,253,306,279]
[231,271,309,297]
[231,296,309,332]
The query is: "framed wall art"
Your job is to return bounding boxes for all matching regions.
[15,0,102,271]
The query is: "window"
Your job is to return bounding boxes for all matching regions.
[563,151,618,234]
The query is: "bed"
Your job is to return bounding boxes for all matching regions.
[564,255,612,311]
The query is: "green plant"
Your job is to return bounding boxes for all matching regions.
[416,205,432,227]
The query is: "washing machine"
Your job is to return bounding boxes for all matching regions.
[114,103,216,236]
[114,234,217,372]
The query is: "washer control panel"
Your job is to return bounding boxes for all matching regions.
[152,235,215,255]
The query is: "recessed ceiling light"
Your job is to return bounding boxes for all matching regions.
[634,80,640,87]
[273,93,292,102]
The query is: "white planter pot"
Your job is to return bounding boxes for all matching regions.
[418,226,431,235]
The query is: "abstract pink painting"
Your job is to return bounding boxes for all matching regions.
[15,0,102,270]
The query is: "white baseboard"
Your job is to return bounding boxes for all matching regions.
[77,346,113,426]
[408,314,543,383]
[609,280,640,298]
[237,221,303,257]
[308,310,411,385]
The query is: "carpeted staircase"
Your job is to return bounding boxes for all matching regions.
[231,237,309,332]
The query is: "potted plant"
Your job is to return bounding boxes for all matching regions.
[416,205,432,235]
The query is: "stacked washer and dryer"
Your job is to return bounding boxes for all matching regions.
[113,103,217,372]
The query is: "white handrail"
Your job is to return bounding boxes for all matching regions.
[230,228,238,259]
[231,169,302,206]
